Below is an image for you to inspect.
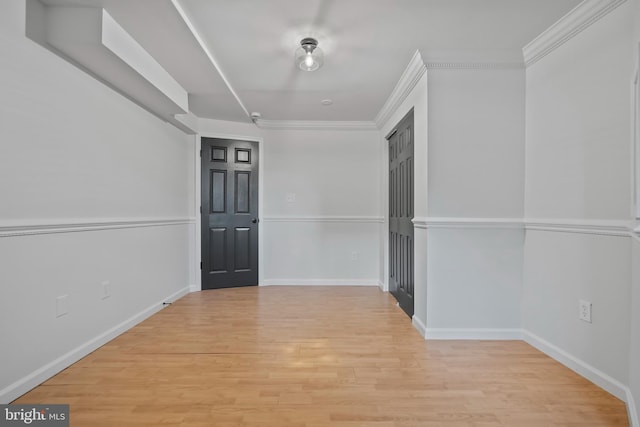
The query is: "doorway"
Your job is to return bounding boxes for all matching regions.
[388,110,414,317]
[201,137,259,289]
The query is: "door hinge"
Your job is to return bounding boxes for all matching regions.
[199,150,202,157]
[199,206,202,214]
[200,262,202,270]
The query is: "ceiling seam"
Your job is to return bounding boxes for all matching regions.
[170,0,251,121]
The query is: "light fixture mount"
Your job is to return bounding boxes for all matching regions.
[296,37,324,71]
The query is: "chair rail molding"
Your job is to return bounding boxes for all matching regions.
[412,217,524,230]
[262,216,384,223]
[524,218,632,237]
[0,217,195,238]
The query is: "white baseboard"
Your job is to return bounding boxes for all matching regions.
[189,284,200,292]
[425,328,523,340]
[627,388,639,427]
[522,330,628,401]
[412,315,427,337]
[0,286,190,404]
[260,279,379,286]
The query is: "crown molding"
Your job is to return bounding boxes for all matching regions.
[425,62,524,70]
[254,119,377,131]
[375,50,427,129]
[523,0,629,67]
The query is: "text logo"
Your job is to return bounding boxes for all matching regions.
[0,405,68,426]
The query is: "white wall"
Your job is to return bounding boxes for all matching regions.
[197,118,261,140]
[427,69,525,219]
[424,67,525,337]
[261,128,381,285]
[0,1,193,402]
[426,227,523,332]
[523,0,634,402]
[524,11,632,221]
[523,232,631,384]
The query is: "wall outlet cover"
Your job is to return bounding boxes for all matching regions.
[56,295,68,317]
[579,299,592,323]
[101,281,111,300]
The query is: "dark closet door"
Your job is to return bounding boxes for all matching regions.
[201,138,259,289]
[388,110,414,317]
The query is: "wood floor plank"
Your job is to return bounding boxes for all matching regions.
[13,286,629,426]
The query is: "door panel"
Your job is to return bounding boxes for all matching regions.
[388,110,414,317]
[201,138,259,289]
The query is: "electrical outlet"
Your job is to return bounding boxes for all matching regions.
[101,281,111,300]
[579,300,592,323]
[286,192,296,203]
[350,251,359,261]
[56,295,68,317]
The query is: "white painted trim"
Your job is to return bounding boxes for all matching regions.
[170,0,251,120]
[627,388,639,427]
[0,218,195,238]
[414,217,524,229]
[375,50,427,129]
[634,43,640,221]
[525,218,631,237]
[255,119,377,131]
[377,280,385,291]
[412,218,428,230]
[523,0,629,67]
[261,279,379,287]
[195,135,202,290]
[263,216,384,223]
[425,328,523,340]
[0,286,190,404]
[410,217,634,236]
[523,330,628,401]
[411,315,427,338]
[409,217,640,242]
[173,112,198,135]
[189,284,200,293]
[425,62,524,70]
[196,133,265,287]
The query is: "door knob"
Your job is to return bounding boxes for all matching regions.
[252,218,258,224]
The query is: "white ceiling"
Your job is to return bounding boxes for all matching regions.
[41,0,582,123]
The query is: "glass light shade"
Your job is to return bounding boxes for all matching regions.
[295,39,324,71]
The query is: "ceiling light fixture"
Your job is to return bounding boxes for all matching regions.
[295,37,323,71]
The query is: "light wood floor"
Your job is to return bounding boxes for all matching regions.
[14,286,628,426]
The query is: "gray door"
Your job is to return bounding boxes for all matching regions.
[201,138,259,289]
[388,110,414,317]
